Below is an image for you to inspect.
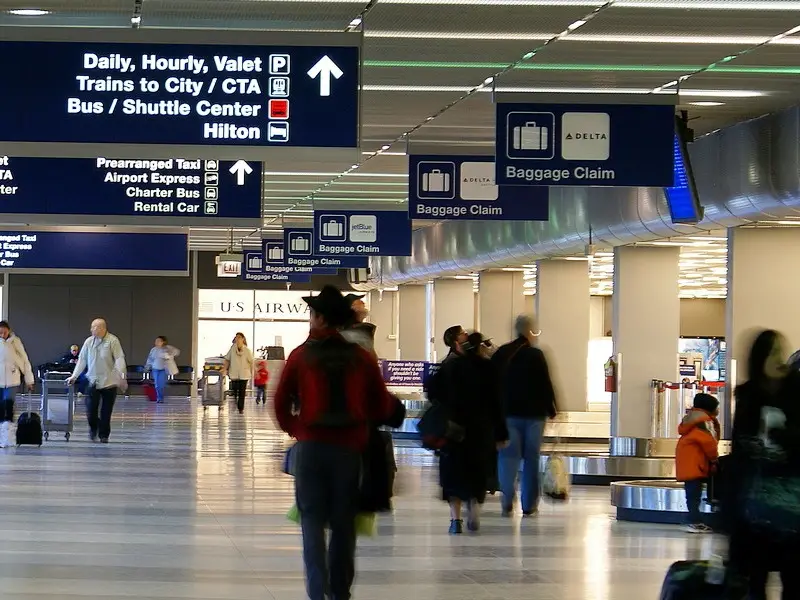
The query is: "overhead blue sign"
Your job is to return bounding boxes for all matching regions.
[409,155,549,220]
[313,210,412,257]
[495,103,674,187]
[0,156,261,221]
[664,134,702,224]
[241,240,338,282]
[0,231,187,273]
[242,249,312,283]
[0,37,358,149]
[284,227,369,268]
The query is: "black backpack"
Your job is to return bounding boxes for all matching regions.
[301,336,364,428]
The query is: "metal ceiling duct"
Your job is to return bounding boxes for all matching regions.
[355,106,800,291]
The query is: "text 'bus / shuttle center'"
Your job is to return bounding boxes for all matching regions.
[70,52,277,141]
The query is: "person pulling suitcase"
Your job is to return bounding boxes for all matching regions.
[0,321,35,448]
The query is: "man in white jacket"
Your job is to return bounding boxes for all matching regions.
[68,318,127,443]
[0,321,35,448]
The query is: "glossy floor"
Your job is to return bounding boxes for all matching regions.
[0,398,778,599]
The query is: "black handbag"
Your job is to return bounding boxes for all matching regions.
[417,402,464,450]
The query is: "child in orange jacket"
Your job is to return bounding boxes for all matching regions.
[675,393,721,533]
[253,358,269,405]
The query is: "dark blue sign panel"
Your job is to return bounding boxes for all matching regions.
[313,211,412,257]
[665,135,702,223]
[0,40,358,148]
[409,155,549,220]
[0,231,187,272]
[283,227,369,269]
[380,360,428,387]
[0,156,261,220]
[496,103,674,187]
[242,248,312,283]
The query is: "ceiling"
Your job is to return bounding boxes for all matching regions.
[442,230,729,298]
[3,0,800,253]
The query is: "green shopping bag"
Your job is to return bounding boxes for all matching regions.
[287,504,377,537]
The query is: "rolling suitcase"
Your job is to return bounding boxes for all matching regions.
[659,559,744,600]
[16,394,42,447]
[143,382,157,402]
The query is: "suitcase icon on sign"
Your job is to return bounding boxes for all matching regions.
[506,112,555,160]
[513,122,549,151]
[417,162,456,199]
[320,216,347,242]
[422,169,451,193]
[290,233,311,254]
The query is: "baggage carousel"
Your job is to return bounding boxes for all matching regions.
[393,395,730,486]
[610,480,716,525]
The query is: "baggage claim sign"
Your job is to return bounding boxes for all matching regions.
[0,31,359,153]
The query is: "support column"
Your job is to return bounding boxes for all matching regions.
[367,289,398,360]
[536,259,590,412]
[612,246,680,440]
[397,284,427,361]
[727,227,800,434]
[432,279,475,362]
[478,271,525,345]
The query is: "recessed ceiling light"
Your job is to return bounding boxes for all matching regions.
[363,84,764,98]
[8,8,50,16]
[689,101,725,106]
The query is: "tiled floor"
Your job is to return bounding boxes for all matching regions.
[0,397,778,599]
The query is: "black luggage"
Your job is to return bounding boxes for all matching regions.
[16,411,43,446]
[659,560,744,600]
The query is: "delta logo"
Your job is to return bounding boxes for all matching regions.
[564,132,608,140]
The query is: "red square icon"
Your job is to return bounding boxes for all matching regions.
[269,99,289,120]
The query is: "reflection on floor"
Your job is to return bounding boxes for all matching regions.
[0,398,780,599]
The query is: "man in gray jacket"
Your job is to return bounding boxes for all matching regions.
[68,318,127,443]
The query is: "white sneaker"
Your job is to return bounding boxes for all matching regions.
[685,523,712,534]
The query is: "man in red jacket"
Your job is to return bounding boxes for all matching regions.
[274,285,395,600]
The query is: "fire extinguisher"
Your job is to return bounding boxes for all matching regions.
[604,357,617,393]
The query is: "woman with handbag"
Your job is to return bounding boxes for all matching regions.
[435,332,508,535]
[727,329,800,599]
[145,336,180,404]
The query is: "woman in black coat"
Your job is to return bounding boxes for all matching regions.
[435,332,508,535]
[727,329,800,600]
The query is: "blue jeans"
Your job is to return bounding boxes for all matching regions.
[152,369,168,403]
[684,479,705,524]
[295,440,361,600]
[498,417,546,512]
[0,386,16,422]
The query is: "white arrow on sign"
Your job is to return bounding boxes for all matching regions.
[229,160,253,186]
[307,55,344,97]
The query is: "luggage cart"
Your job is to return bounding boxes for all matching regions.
[41,371,74,441]
[201,369,224,410]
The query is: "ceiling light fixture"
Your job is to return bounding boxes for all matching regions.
[377,0,800,7]
[689,101,725,106]
[8,8,50,16]
[363,84,764,98]
[365,31,800,45]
